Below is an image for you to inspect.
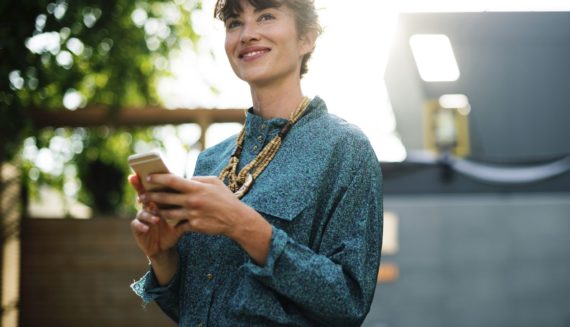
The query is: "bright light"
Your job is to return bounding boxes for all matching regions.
[131,8,148,27]
[35,14,47,32]
[410,34,460,82]
[63,89,84,110]
[206,123,243,149]
[54,2,67,20]
[9,71,24,90]
[439,94,469,109]
[302,0,403,162]
[66,38,84,56]
[56,50,73,69]
[35,148,56,174]
[25,31,61,55]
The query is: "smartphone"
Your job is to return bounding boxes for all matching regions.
[128,152,184,226]
[128,151,172,192]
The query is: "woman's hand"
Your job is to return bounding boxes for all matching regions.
[141,174,273,266]
[129,174,181,285]
[139,175,244,236]
[129,175,183,258]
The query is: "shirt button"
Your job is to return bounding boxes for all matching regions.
[261,124,267,130]
[257,135,263,141]
[207,273,213,281]
[253,145,258,152]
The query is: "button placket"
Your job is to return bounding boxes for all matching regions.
[201,271,216,327]
[251,123,266,153]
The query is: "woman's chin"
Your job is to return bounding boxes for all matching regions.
[238,69,269,82]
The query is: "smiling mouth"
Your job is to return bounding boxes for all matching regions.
[239,49,270,59]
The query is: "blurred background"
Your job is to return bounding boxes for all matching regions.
[1,0,570,326]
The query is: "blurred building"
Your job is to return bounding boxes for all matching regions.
[364,11,570,327]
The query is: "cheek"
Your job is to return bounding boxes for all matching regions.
[224,35,236,58]
[277,28,304,57]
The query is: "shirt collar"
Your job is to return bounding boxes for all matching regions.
[244,96,327,135]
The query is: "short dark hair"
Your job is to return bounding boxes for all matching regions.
[214,0,322,77]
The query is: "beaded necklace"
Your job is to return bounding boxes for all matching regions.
[219,96,311,198]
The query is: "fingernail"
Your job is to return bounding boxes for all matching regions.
[139,194,146,201]
[146,176,152,182]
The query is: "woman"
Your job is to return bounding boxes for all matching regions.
[130,0,383,326]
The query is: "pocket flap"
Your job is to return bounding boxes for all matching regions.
[241,172,318,221]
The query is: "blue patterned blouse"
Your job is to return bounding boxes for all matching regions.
[131,96,383,326]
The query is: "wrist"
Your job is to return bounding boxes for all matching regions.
[226,204,262,241]
[149,248,177,266]
[226,204,272,266]
[148,248,178,286]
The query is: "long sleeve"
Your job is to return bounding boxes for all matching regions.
[130,250,183,322]
[243,149,383,326]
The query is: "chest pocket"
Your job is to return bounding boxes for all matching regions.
[240,169,326,251]
[242,188,311,228]
[241,169,319,219]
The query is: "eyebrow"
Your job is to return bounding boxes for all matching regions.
[225,13,239,20]
[225,4,280,20]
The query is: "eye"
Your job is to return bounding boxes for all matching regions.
[226,19,242,29]
[258,13,275,22]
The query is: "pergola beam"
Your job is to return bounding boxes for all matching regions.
[27,107,246,128]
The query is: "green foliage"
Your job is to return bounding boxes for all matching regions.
[21,127,160,216]
[1,0,204,216]
[2,0,202,105]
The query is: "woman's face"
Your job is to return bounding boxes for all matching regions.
[224,0,313,87]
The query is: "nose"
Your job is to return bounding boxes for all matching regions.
[240,21,260,44]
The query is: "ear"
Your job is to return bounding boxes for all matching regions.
[299,29,318,56]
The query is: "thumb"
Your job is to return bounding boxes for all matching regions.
[128,174,146,195]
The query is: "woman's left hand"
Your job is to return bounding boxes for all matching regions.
[140,174,243,236]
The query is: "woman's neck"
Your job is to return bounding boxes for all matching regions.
[249,78,304,120]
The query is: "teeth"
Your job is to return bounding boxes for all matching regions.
[243,50,265,57]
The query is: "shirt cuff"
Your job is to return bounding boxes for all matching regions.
[243,225,288,278]
[130,264,180,304]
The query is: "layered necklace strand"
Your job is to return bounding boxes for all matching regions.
[219,96,311,199]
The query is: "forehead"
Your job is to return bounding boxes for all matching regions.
[222,0,283,19]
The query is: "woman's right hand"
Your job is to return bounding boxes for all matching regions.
[129,174,183,260]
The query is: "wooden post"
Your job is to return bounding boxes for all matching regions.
[198,117,211,151]
[1,163,21,327]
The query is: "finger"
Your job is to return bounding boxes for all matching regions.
[192,176,230,191]
[191,176,220,185]
[143,191,188,206]
[136,210,160,225]
[147,173,202,193]
[175,218,211,235]
[141,201,159,213]
[175,219,195,233]
[157,208,190,227]
[131,218,149,233]
[128,174,146,195]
